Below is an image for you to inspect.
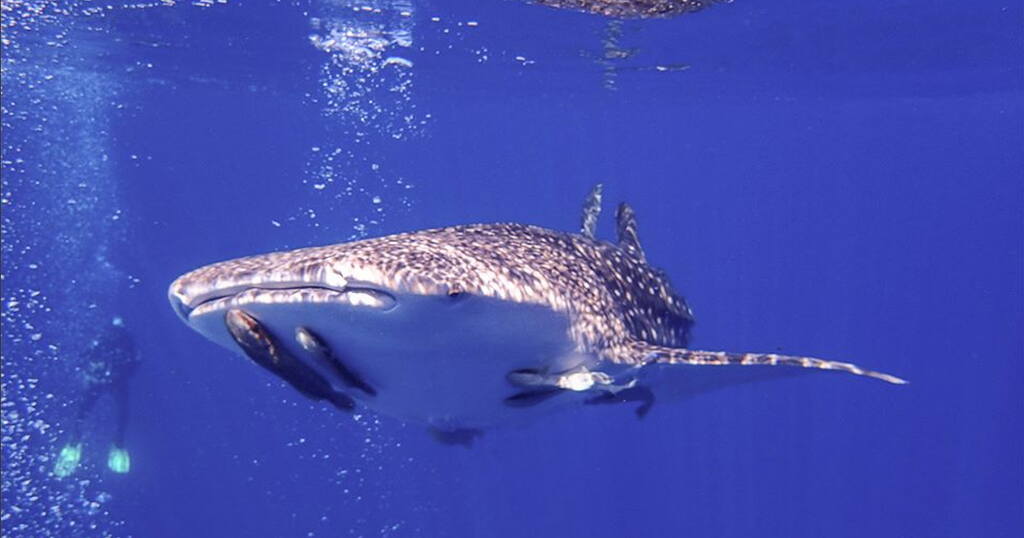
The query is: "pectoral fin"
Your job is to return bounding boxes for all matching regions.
[505,364,642,409]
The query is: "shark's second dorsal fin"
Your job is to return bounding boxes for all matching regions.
[580,184,603,239]
[615,202,645,262]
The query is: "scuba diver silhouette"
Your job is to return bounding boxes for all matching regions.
[54,316,140,477]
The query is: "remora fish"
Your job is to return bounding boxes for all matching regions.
[169,185,905,439]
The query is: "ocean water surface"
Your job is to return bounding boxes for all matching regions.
[2,1,1021,537]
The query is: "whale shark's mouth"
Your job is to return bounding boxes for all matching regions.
[176,284,397,321]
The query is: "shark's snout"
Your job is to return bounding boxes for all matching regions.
[168,285,193,321]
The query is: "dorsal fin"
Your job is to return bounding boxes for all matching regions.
[615,202,645,262]
[580,183,603,239]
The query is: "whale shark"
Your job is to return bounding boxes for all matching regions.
[169,185,905,442]
[531,0,727,19]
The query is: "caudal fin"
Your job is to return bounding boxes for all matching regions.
[611,341,907,385]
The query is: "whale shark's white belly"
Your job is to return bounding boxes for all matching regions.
[188,293,595,429]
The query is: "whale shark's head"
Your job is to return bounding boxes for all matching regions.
[169,242,400,324]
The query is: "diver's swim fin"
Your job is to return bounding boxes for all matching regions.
[54,443,82,477]
[107,446,130,474]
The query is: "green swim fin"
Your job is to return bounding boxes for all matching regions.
[107,446,130,474]
[53,443,82,478]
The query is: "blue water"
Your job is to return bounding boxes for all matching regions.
[2,1,1021,537]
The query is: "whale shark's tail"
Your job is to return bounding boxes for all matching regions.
[610,339,908,385]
